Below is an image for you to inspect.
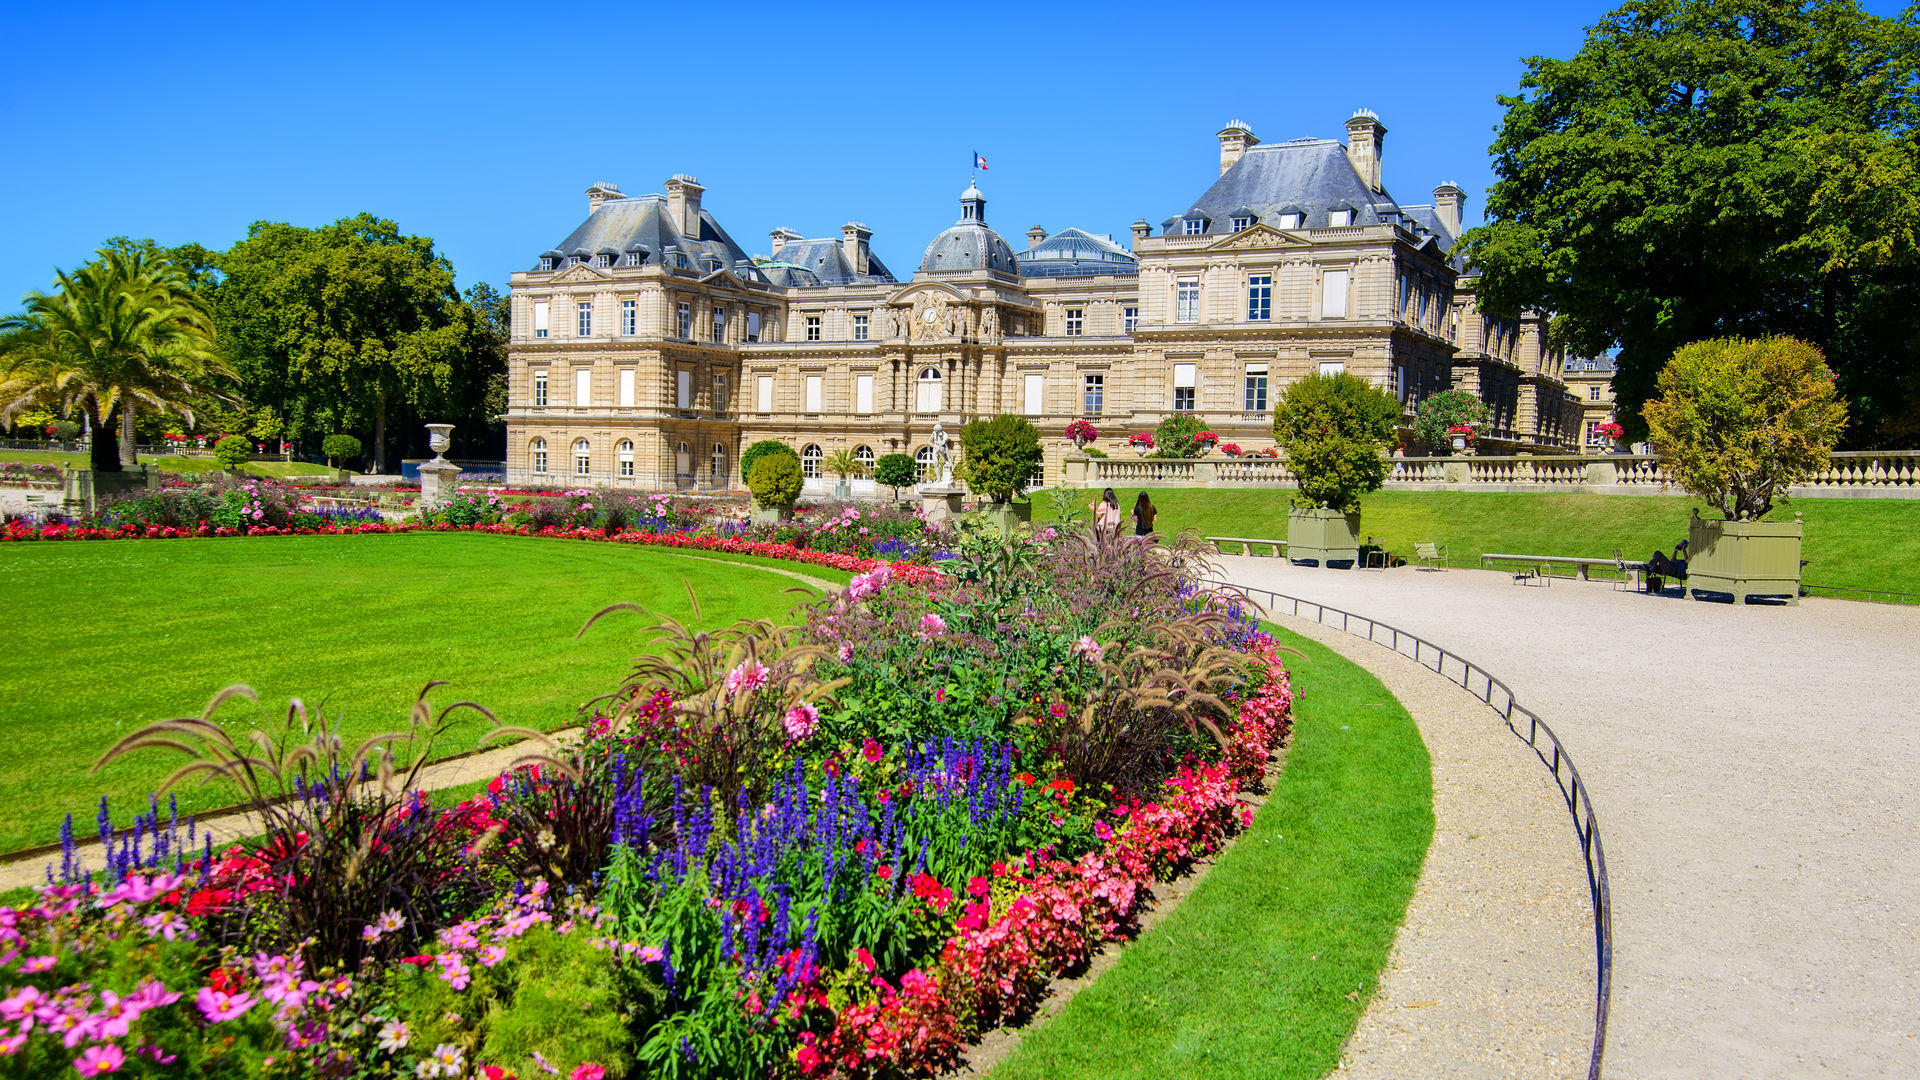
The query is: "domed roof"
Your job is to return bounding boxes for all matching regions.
[919,183,1019,275]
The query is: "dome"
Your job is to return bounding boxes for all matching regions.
[918,183,1019,275]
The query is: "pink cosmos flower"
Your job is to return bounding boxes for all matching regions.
[437,954,471,991]
[1,985,45,1022]
[195,987,254,1023]
[0,1031,26,1056]
[637,944,664,963]
[19,956,54,973]
[73,1044,124,1076]
[783,702,820,740]
[477,945,506,967]
[571,1065,606,1080]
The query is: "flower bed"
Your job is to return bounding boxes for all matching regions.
[1,529,1288,1079]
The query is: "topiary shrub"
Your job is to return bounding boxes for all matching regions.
[213,435,252,472]
[1642,336,1847,520]
[1411,388,1491,451]
[873,453,917,498]
[321,433,362,467]
[1271,371,1402,510]
[1152,413,1210,458]
[748,452,803,510]
[739,440,797,484]
[958,414,1043,503]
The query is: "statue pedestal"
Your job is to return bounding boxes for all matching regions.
[917,484,964,526]
[418,459,462,508]
[63,466,156,513]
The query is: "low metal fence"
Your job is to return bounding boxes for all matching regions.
[1206,580,1613,1080]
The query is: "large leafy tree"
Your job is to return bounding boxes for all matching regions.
[1456,0,1920,446]
[1271,372,1402,511]
[0,249,229,471]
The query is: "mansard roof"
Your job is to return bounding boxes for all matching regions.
[1018,228,1139,278]
[542,195,755,274]
[1179,139,1402,235]
[754,238,898,288]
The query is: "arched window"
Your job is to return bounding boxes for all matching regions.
[916,367,943,413]
[914,445,935,481]
[573,438,591,476]
[710,443,726,481]
[617,440,634,478]
[530,437,548,474]
[853,444,874,472]
[801,444,823,479]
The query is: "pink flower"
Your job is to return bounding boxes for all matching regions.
[919,612,947,635]
[637,944,664,963]
[783,702,819,740]
[477,945,506,967]
[836,643,853,663]
[935,688,946,704]
[861,738,883,764]
[724,661,770,695]
[1071,635,1104,663]
[195,987,255,1023]
[19,956,54,973]
[73,1044,124,1076]
[854,948,876,973]
[437,954,471,991]
[571,1065,606,1080]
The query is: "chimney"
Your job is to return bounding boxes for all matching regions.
[664,174,704,235]
[586,181,624,215]
[1027,224,1048,249]
[1216,120,1259,176]
[841,221,873,275]
[1344,109,1387,193]
[769,227,801,255]
[1432,182,1466,237]
[1130,219,1151,249]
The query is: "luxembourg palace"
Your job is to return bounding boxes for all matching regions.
[502,110,1584,491]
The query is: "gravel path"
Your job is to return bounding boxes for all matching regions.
[1217,556,1920,1079]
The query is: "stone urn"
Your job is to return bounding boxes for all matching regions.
[1450,432,1469,454]
[1131,441,1149,456]
[417,423,462,507]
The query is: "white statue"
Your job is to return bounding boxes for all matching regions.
[930,421,954,486]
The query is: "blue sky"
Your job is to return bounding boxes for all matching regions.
[0,0,1906,306]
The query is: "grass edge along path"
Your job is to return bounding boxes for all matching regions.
[990,625,1434,1080]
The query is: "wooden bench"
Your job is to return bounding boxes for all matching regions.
[1480,553,1631,582]
[1207,536,1287,557]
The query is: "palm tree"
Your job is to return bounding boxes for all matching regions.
[822,448,864,481]
[0,249,228,472]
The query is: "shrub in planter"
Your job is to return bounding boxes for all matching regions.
[212,434,251,471]
[1411,388,1490,451]
[1272,372,1400,567]
[957,414,1042,504]
[749,452,804,510]
[1151,414,1210,458]
[874,453,918,497]
[740,439,798,484]
[321,433,362,467]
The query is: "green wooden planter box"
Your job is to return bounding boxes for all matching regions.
[1287,506,1360,568]
[977,500,1031,536]
[62,466,156,513]
[1686,512,1803,604]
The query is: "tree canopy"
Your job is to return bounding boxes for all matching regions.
[957,415,1043,503]
[1271,372,1402,511]
[1455,0,1920,446]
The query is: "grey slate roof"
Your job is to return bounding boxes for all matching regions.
[1397,204,1465,269]
[542,195,757,276]
[753,238,897,288]
[1018,227,1138,278]
[1564,353,1617,375]
[1176,139,1403,235]
[919,185,1020,275]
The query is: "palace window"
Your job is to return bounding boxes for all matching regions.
[802,444,822,479]
[746,312,761,342]
[593,253,610,269]
[617,440,634,477]
[677,302,692,339]
[1083,373,1104,414]
[530,438,548,474]
[1247,274,1272,321]
[1328,208,1354,227]
[917,367,943,413]
[1065,308,1083,336]
[1023,373,1044,416]
[756,374,773,413]
[915,445,935,480]
[855,374,874,414]
[1319,360,1346,378]
[1183,218,1204,236]
[1321,269,1350,319]
[1244,364,1268,411]
[713,374,727,412]
[805,315,821,341]
[533,301,549,338]
[1174,363,1196,412]
[676,369,692,410]
[676,442,690,476]
[574,368,591,407]
[618,368,635,407]
[854,444,874,471]
[533,370,548,407]
[711,443,727,480]
[1176,279,1199,323]
[538,256,554,271]
[628,251,646,267]
[573,439,591,476]
[1590,386,1602,401]
[713,309,726,343]
[1277,212,1302,229]
[1123,306,1138,333]
[621,299,636,336]
[576,301,592,337]
[1231,215,1251,232]
[853,314,869,341]
[805,375,823,413]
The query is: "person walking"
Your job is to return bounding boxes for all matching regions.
[1132,492,1157,537]
[1089,487,1124,537]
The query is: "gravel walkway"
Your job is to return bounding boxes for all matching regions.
[1217,555,1920,1079]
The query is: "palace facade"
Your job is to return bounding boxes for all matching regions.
[501,111,1582,491]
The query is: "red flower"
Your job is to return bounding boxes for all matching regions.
[861,738,883,763]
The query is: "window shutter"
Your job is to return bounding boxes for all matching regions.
[1174,364,1197,388]
[677,370,692,409]
[856,374,874,414]
[1024,374,1044,416]
[805,376,823,413]
[756,375,774,413]
[618,369,635,408]
[1322,270,1349,318]
[574,369,591,407]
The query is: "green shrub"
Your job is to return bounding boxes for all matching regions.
[212,434,252,471]
[958,414,1043,503]
[1084,447,1109,458]
[1643,336,1847,520]
[739,440,797,484]
[1411,388,1491,450]
[47,420,81,442]
[1152,413,1209,458]
[748,452,803,509]
[321,433,362,466]
[873,453,918,495]
[1271,371,1402,511]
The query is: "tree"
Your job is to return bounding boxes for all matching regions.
[822,449,863,481]
[1642,336,1846,520]
[739,440,797,484]
[322,434,362,467]
[1455,0,1920,446]
[1412,389,1492,451]
[0,248,229,472]
[873,453,917,498]
[748,453,803,510]
[1152,414,1211,458]
[957,415,1043,503]
[1271,372,1402,511]
[213,434,252,471]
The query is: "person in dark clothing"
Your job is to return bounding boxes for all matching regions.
[1132,492,1157,537]
[1646,540,1689,593]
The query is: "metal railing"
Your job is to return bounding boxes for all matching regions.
[1206,580,1612,1080]
[1800,583,1920,605]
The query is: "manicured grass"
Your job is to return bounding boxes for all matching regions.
[0,533,834,852]
[0,450,334,478]
[1035,487,1920,596]
[992,625,1433,1080]
[0,450,86,468]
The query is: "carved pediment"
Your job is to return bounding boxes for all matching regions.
[1206,224,1307,252]
[550,264,609,284]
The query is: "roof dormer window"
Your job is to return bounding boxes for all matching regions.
[593,253,610,269]
[538,256,554,271]
[1328,208,1355,227]
[1277,213,1303,230]
[1183,218,1205,236]
[1231,216,1251,233]
[627,250,647,267]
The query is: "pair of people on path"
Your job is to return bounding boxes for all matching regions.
[1090,488,1155,538]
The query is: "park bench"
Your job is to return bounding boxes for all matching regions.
[1414,540,1447,571]
[309,495,375,511]
[1480,553,1633,582]
[1207,536,1287,557]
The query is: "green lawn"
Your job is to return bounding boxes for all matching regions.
[0,533,842,852]
[0,450,334,478]
[992,625,1433,1080]
[1036,488,1920,596]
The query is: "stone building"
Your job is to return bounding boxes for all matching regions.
[502,112,1581,490]
[1564,353,1621,452]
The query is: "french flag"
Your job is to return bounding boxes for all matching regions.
[973,152,989,171]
